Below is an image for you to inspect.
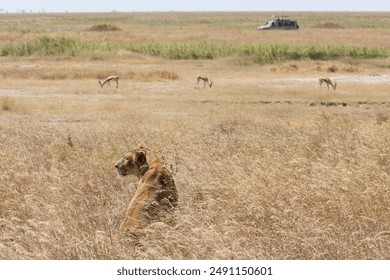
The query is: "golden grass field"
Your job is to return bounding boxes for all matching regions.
[0,12,389,260]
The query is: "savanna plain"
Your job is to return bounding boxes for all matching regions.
[0,12,390,260]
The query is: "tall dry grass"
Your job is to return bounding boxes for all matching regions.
[1,73,389,259]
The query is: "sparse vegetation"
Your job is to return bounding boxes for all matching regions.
[0,96,16,111]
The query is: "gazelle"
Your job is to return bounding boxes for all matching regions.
[196,76,213,88]
[99,75,119,88]
[319,77,337,90]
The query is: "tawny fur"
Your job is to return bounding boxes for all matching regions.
[319,77,337,90]
[99,75,119,88]
[115,146,178,231]
[196,76,213,88]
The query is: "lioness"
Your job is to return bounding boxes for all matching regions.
[115,146,178,231]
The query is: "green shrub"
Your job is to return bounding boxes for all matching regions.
[1,36,114,56]
[125,42,389,64]
[1,36,388,64]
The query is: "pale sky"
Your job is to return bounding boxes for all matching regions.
[0,0,389,13]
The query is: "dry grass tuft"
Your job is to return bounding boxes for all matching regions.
[327,65,339,72]
[376,111,389,125]
[342,66,360,73]
[315,21,344,29]
[140,70,180,81]
[1,96,16,111]
[88,23,122,32]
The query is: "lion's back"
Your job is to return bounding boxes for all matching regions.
[121,165,178,231]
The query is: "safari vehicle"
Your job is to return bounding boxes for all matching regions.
[257,16,299,30]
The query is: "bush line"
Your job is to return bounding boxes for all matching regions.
[1,36,113,56]
[125,42,389,63]
[1,36,388,64]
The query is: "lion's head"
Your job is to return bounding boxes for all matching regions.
[114,148,147,178]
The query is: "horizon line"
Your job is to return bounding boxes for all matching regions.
[1,10,388,14]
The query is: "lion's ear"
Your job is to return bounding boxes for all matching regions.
[135,151,146,165]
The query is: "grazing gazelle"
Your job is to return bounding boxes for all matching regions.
[99,75,119,88]
[319,77,337,90]
[196,76,213,88]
